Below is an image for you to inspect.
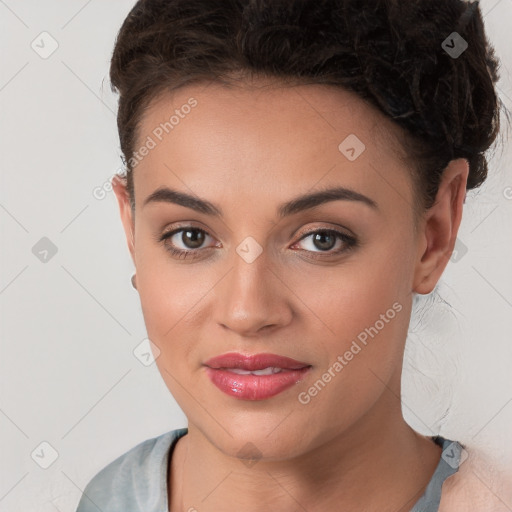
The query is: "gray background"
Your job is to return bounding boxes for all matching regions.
[0,1,511,510]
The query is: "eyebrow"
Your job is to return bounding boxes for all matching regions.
[142,185,378,218]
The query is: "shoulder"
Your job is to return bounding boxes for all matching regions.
[75,427,188,512]
[439,444,512,512]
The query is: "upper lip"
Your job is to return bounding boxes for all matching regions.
[204,352,311,371]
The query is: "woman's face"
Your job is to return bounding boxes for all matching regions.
[113,79,456,460]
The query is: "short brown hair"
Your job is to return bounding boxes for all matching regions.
[110,0,503,219]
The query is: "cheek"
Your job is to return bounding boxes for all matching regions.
[133,231,414,445]
[292,242,412,394]
[136,221,413,358]
[135,226,201,321]
[136,225,413,351]
[291,246,410,343]
[135,236,225,385]
[293,270,410,437]
[137,263,207,351]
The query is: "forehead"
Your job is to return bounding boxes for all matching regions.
[133,79,413,217]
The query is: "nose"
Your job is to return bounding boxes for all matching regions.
[215,250,293,338]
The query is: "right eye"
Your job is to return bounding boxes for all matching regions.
[159,226,218,260]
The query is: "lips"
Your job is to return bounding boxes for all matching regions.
[203,352,312,400]
[204,352,310,371]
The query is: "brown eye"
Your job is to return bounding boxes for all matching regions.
[158,226,358,261]
[292,229,358,257]
[311,231,337,251]
[179,228,206,249]
[159,227,215,259]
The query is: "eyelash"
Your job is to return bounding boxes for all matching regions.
[158,225,358,261]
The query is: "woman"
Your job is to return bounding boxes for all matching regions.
[76,0,509,510]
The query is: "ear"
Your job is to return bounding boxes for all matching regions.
[412,158,469,295]
[112,174,136,266]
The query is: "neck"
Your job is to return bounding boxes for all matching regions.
[169,376,442,512]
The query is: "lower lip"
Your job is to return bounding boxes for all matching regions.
[204,366,311,400]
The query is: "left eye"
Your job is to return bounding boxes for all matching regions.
[293,229,356,254]
[159,227,357,259]
[160,227,216,257]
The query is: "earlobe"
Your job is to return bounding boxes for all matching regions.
[412,159,469,295]
[112,174,136,265]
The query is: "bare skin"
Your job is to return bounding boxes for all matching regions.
[112,77,470,511]
[438,448,512,511]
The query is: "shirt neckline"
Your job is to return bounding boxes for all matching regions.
[162,429,462,512]
[409,435,463,511]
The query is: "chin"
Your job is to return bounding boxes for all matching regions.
[203,416,314,462]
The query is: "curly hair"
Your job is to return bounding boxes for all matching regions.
[109,0,502,220]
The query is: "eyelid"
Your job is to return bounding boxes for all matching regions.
[294,224,355,241]
[158,221,212,241]
[160,220,355,239]
[158,224,218,248]
[158,222,358,263]
[159,223,354,245]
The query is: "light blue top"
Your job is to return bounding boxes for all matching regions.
[75,428,462,512]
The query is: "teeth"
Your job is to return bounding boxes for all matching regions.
[225,367,283,376]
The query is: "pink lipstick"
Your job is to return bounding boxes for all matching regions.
[203,352,311,400]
